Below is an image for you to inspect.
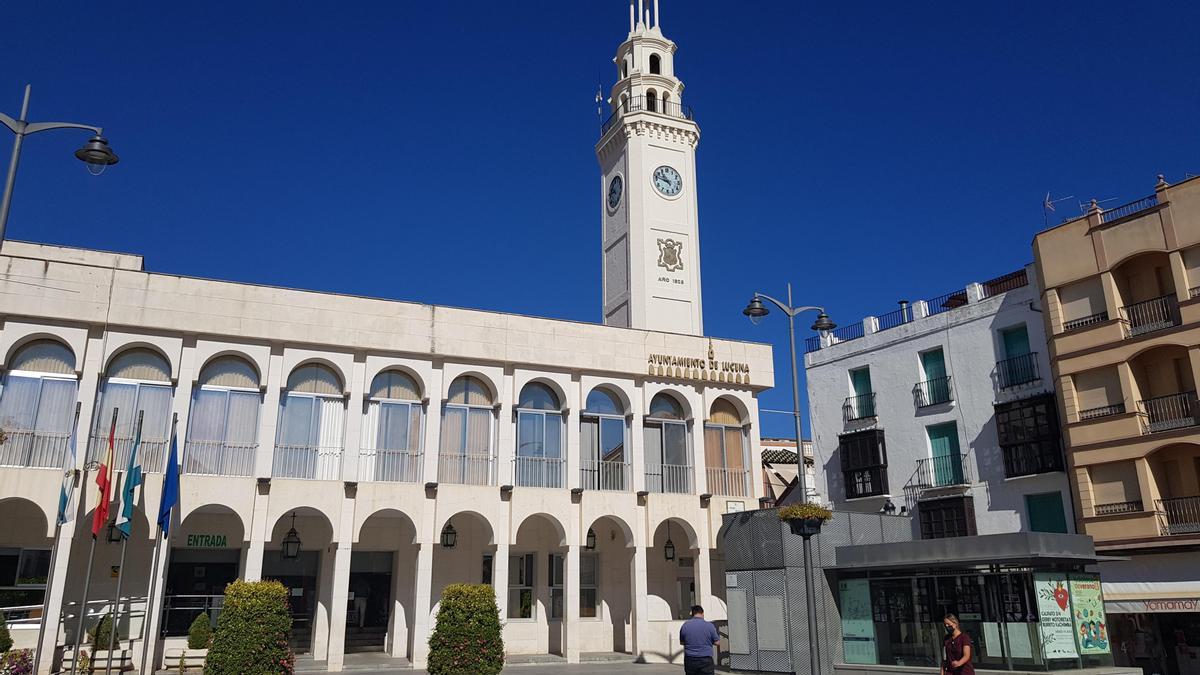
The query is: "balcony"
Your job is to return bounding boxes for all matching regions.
[913,376,953,407]
[1120,294,1180,338]
[997,352,1040,389]
[579,459,630,492]
[904,454,971,505]
[272,444,342,481]
[706,467,750,497]
[1100,194,1159,224]
[513,456,566,489]
[183,440,256,477]
[1157,496,1200,536]
[89,435,169,475]
[1063,311,1109,332]
[359,448,423,483]
[437,453,495,486]
[1094,499,1143,516]
[0,429,71,469]
[842,393,877,422]
[1079,403,1126,421]
[1002,442,1064,478]
[1138,391,1199,434]
[645,462,692,494]
[600,95,695,136]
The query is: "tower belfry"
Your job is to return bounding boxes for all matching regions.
[596,0,703,336]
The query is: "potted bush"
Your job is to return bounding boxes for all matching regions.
[0,619,12,653]
[205,581,293,675]
[427,584,504,675]
[778,502,833,537]
[89,613,123,672]
[178,612,212,669]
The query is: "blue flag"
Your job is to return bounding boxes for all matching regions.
[115,430,143,539]
[56,421,78,526]
[158,431,179,538]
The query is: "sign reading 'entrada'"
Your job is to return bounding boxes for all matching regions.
[186,534,228,548]
[647,341,751,384]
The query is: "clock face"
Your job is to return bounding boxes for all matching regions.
[608,175,624,209]
[653,165,683,197]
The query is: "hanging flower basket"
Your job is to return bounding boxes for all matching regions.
[778,503,832,537]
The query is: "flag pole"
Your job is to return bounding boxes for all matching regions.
[138,412,177,675]
[33,403,82,675]
[105,410,142,675]
[71,407,118,675]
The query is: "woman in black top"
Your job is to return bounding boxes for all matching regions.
[942,614,975,675]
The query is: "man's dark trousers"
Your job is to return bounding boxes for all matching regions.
[684,655,715,675]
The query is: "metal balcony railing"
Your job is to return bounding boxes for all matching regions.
[804,336,822,353]
[438,453,495,486]
[88,435,168,474]
[842,393,877,422]
[876,306,913,332]
[579,459,630,491]
[981,269,1030,298]
[1094,499,1143,516]
[706,467,750,497]
[601,95,696,136]
[1001,443,1065,478]
[1157,496,1200,536]
[926,290,968,316]
[272,444,343,480]
[161,594,223,637]
[1120,294,1179,337]
[913,376,953,407]
[1079,403,1126,421]
[1100,194,1159,223]
[359,448,423,483]
[1138,391,1199,434]
[829,322,864,344]
[1063,311,1109,332]
[645,462,692,494]
[0,429,71,469]
[184,440,256,477]
[513,456,566,489]
[997,352,1040,389]
[903,454,971,505]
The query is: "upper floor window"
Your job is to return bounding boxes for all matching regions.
[995,394,1063,478]
[649,54,661,74]
[845,367,876,421]
[92,348,173,473]
[915,348,952,407]
[439,375,495,485]
[840,429,887,499]
[646,89,658,113]
[515,383,564,488]
[645,392,690,493]
[362,370,423,483]
[704,399,748,496]
[185,356,261,477]
[581,387,628,491]
[0,339,78,469]
[274,363,345,480]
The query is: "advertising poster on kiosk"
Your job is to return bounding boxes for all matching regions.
[1069,575,1110,655]
[839,579,878,664]
[1034,572,1079,659]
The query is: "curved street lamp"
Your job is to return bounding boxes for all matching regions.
[741,282,833,675]
[0,84,119,241]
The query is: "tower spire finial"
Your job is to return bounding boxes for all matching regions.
[629,0,635,32]
[654,0,661,28]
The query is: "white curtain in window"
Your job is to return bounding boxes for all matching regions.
[581,418,597,463]
[10,340,75,375]
[0,375,42,430]
[467,408,492,458]
[316,397,345,479]
[92,381,173,470]
[108,349,170,382]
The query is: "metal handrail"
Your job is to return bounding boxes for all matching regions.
[803,336,822,353]
[161,594,223,637]
[842,393,877,422]
[1157,496,1200,536]
[1137,391,1198,434]
[913,376,953,407]
[1120,294,1179,337]
[996,352,1040,389]
[705,467,750,497]
[829,322,864,344]
[437,452,495,486]
[982,269,1030,298]
[876,306,913,332]
[926,290,968,316]
[512,456,566,489]
[1094,500,1143,516]
[1079,403,1126,421]
[88,434,169,474]
[600,95,695,135]
[645,462,692,494]
[271,444,343,480]
[1100,194,1159,223]
[184,439,257,477]
[1063,311,1109,332]
[0,429,71,469]
[579,459,630,491]
[359,447,423,483]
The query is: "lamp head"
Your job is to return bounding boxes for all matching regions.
[743,296,769,325]
[811,312,836,332]
[281,512,302,560]
[75,136,119,176]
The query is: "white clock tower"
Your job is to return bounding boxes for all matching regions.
[597,0,703,336]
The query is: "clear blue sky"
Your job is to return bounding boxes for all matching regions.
[5,2,1200,439]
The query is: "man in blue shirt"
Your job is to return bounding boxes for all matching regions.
[679,604,720,674]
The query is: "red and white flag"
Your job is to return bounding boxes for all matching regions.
[91,415,117,538]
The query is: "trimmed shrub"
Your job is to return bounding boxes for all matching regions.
[89,613,115,652]
[187,612,212,650]
[0,619,11,653]
[204,580,294,675]
[0,648,33,675]
[427,584,504,675]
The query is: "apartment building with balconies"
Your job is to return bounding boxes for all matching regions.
[806,265,1073,540]
[1033,175,1200,670]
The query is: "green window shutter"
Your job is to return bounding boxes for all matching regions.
[850,368,872,397]
[921,349,946,381]
[1002,325,1031,359]
[926,422,962,486]
[1026,492,1069,533]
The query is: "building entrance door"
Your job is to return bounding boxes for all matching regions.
[264,550,320,653]
[346,551,393,652]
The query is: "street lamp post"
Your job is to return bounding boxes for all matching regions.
[0,84,119,242]
[743,282,835,675]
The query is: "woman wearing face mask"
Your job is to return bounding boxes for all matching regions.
[942,614,975,675]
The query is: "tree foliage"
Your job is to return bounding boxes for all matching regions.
[187,612,212,650]
[204,581,293,675]
[427,584,504,675]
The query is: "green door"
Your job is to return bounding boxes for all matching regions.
[850,367,874,417]
[920,349,949,403]
[1026,492,1069,533]
[1002,325,1031,359]
[926,422,962,486]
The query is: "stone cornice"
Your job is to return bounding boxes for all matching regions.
[596,114,700,159]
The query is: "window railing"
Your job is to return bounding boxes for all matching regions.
[843,467,888,500]
[1138,391,1199,434]
[1120,294,1179,337]
[272,444,343,480]
[1002,443,1064,478]
[1063,311,1109,332]
[579,459,630,491]
[359,448,423,483]
[88,435,169,474]
[913,376,953,407]
[1157,496,1200,536]
[513,456,565,489]
[705,467,749,497]
[0,429,71,469]
[601,95,696,136]
[1100,194,1159,224]
[1079,403,1126,421]
[842,393,877,422]
[1094,499,1143,516]
[645,463,692,494]
[437,453,495,486]
[997,352,1040,389]
[161,594,223,637]
[184,440,256,477]
[911,454,971,490]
